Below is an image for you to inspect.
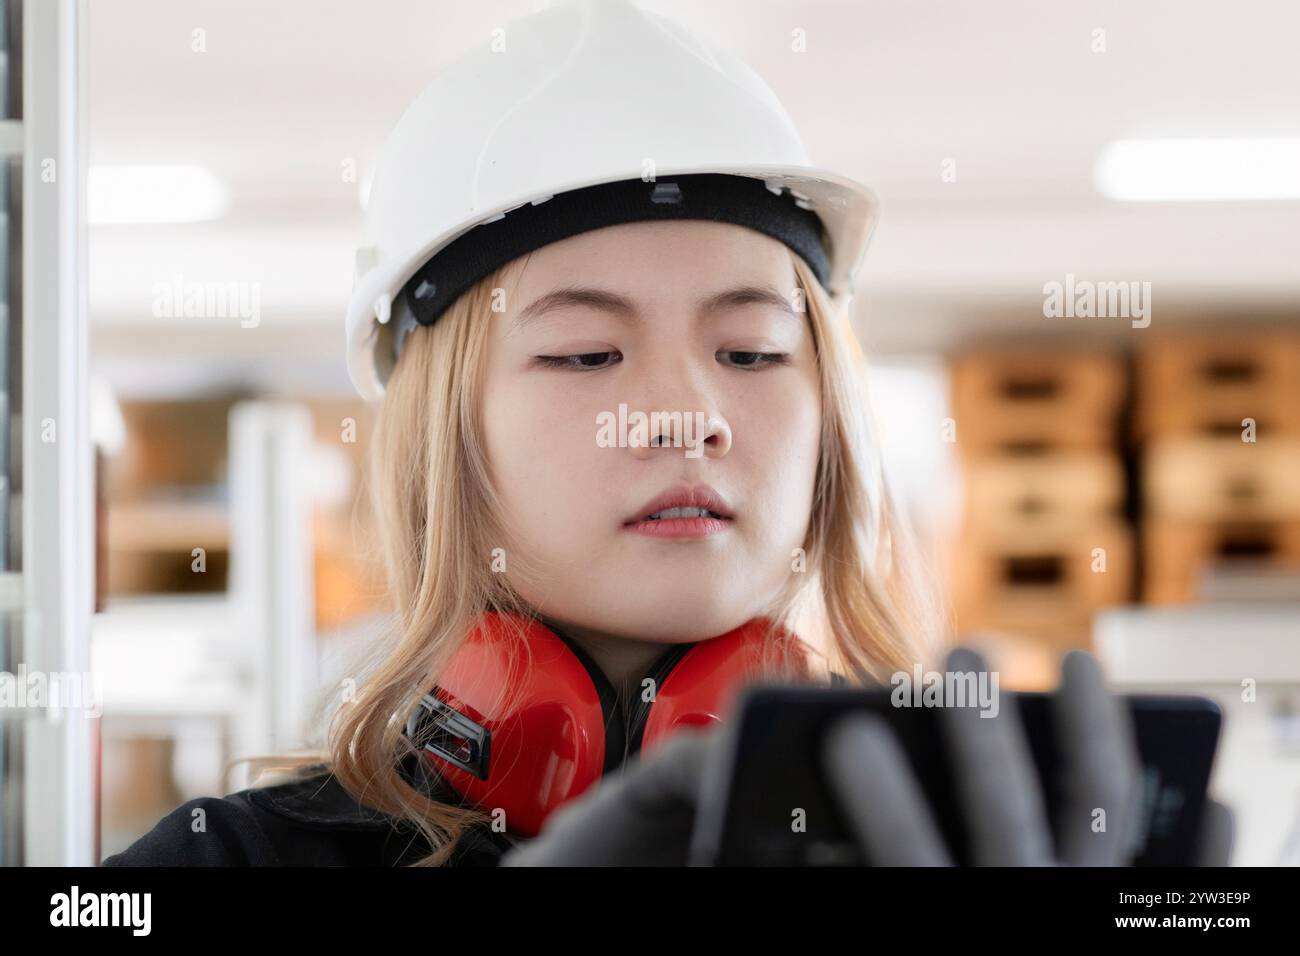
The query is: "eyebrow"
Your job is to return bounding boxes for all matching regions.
[510,284,800,333]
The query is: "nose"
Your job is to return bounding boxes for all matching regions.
[699,415,734,458]
[627,412,731,460]
[625,373,733,461]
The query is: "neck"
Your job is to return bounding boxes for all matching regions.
[541,619,674,703]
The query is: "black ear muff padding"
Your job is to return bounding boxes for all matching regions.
[626,643,696,756]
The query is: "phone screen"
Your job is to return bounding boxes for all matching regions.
[690,686,1222,866]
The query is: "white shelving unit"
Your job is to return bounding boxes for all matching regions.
[0,0,94,866]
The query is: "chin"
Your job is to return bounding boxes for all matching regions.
[608,600,757,644]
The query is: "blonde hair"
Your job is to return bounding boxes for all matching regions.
[315,248,946,865]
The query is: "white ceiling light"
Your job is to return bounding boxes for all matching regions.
[1095,138,1300,201]
[89,164,232,224]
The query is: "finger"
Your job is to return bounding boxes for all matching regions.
[620,727,718,816]
[1195,798,1235,867]
[1052,650,1142,866]
[937,647,1055,865]
[822,713,954,866]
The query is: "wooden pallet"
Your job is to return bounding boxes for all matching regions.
[1143,519,1300,604]
[1143,437,1300,521]
[953,517,1134,618]
[950,349,1125,452]
[1136,330,1300,438]
[963,451,1125,528]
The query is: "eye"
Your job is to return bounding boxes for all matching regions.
[718,350,791,370]
[534,351,622,370]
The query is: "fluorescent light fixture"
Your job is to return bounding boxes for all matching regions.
[89,164,232,224]
[1094,138,1300,201]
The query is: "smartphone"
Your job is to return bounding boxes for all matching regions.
[689,685,1223,866]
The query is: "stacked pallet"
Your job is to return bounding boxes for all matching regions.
[950,349,1132,652]
[105,397,237,595]
[1137,331,1300,603]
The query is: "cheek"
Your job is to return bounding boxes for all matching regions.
[480,370,610,546]
[733,375,822,540]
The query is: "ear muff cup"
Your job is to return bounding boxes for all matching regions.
[407,612,811,837]
[544,624,629,777]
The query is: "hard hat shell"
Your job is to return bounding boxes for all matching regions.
[346,0,878,401]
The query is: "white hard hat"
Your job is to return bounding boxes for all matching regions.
[346,0,878,401]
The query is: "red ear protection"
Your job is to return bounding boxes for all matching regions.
[405,612,812,837]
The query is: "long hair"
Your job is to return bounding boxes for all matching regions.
[315,247,946,866]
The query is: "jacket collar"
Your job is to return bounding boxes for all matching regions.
[245,764,396,829]
[245,755,516,848]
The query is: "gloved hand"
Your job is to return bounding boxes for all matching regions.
[821,647,1236,866]
[499,727,722,866]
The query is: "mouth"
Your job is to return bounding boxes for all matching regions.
[636,506,729,521]
[623,484,734,539]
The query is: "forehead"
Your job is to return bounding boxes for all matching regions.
[503,219,799,298]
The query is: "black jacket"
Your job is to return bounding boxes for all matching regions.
[100,759,519,867]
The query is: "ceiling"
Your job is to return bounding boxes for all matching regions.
[87,0,1300,396]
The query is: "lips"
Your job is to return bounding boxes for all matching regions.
[624,483,734,524]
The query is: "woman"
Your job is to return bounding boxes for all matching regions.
[103,0,1221,868]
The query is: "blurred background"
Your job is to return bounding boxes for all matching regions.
[2,0,1298,866]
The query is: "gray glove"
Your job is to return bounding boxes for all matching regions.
[499,727,721,866]
[822,647,1235,866]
